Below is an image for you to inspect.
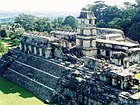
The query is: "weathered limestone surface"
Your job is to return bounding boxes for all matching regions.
[0,48,140,105]
[0,11,140,105]
[0,49,67,103]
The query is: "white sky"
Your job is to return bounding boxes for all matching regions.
[0,0,136,12]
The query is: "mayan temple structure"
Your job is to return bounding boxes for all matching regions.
[0,11,140,105]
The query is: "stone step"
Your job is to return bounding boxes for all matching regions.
[9,61,59,89]
[3,69,58,102]
[17,54,66,77]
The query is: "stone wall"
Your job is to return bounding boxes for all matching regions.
[1,48,140,105]
[1,51,68,103]
[3,69,56,102]
[58,69,140,105]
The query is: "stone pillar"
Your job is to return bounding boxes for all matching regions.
[69,43,71,48]
[88,99,91,105]
[118,59,121,66]
[24,44,27,52]
[110,51,113,58]
[112,78,117,86]
[78,94,83,103]
[126,61,129,68]
[64,42,67,47]
[20,43,22,50]
[39,48,43,56]
[76,39,80,46]
[60,41,63,46]
[28,45,32,53]
[124,60,129,68]
[101,49,106,56]
[121,81,124,90]
[45,48,51,58]
[84,97,87,105]
[54,48,62,58]
[112,78,115,86]
[34,46,37,55]
[123,81,128,89]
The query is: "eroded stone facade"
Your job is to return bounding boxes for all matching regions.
[0,11,140,105]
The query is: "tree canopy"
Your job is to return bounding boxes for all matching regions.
[0,38,8,56]
[14,14,77,33]
[63,16,78,30]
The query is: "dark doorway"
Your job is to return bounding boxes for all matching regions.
[89,19,92,24]
[97,49,101,55]
[106,50,110,57]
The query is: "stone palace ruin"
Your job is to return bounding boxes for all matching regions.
[0,11,140,105]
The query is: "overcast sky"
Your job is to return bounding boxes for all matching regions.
[0,0,136,12]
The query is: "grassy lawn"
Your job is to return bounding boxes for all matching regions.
[0,77,47,105]
[135,73,140,81]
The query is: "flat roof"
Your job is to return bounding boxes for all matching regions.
[104,34,123,38]
[129,48,140,51]
[22,33,58,42]
[51,31,76,35]
[96,39,139,47]
[78,11,96,19]
[96,28,124,34]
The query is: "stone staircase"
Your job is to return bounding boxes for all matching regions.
[1,50,67,103]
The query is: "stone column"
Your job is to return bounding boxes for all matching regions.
[20,43,22,50]
[28,45,32,53]
[61,41,64,46]
[88,99,91,105]
[76,39,80,46]
[84,97,87,105]
[69,43,72,48]
[24,44,27,52]
[45,48,51,58]
[112,78,117,86]
[121,81,124,90]
[123,81,128,89]
[126,61,129,68]
[64,42,66,47]
[112,78,115,86]
[110,51,113,57]
[39,48,43,56]
[34,46,37,55]
[118,59,121,66]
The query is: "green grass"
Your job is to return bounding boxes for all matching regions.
[135,73,140,81]
[0,77,47,105]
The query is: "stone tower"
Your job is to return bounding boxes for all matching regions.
[76,11,97,57]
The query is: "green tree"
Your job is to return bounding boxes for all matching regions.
[61,25,73,31]
[45,22,53,33]
[14,14,38,31]
[9,28,24,46]
[52,17,64,29]
[128,22,140,43]
[0,38,8,55]
[108,18,123,29]
[90,1,108,22]
[102,6,121,23]
[127,1,140,43]
[0,29,9,38]
[34,18,48,32]
[11,38,20,46]
[63,16,77,30]
[97,20,108,27]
